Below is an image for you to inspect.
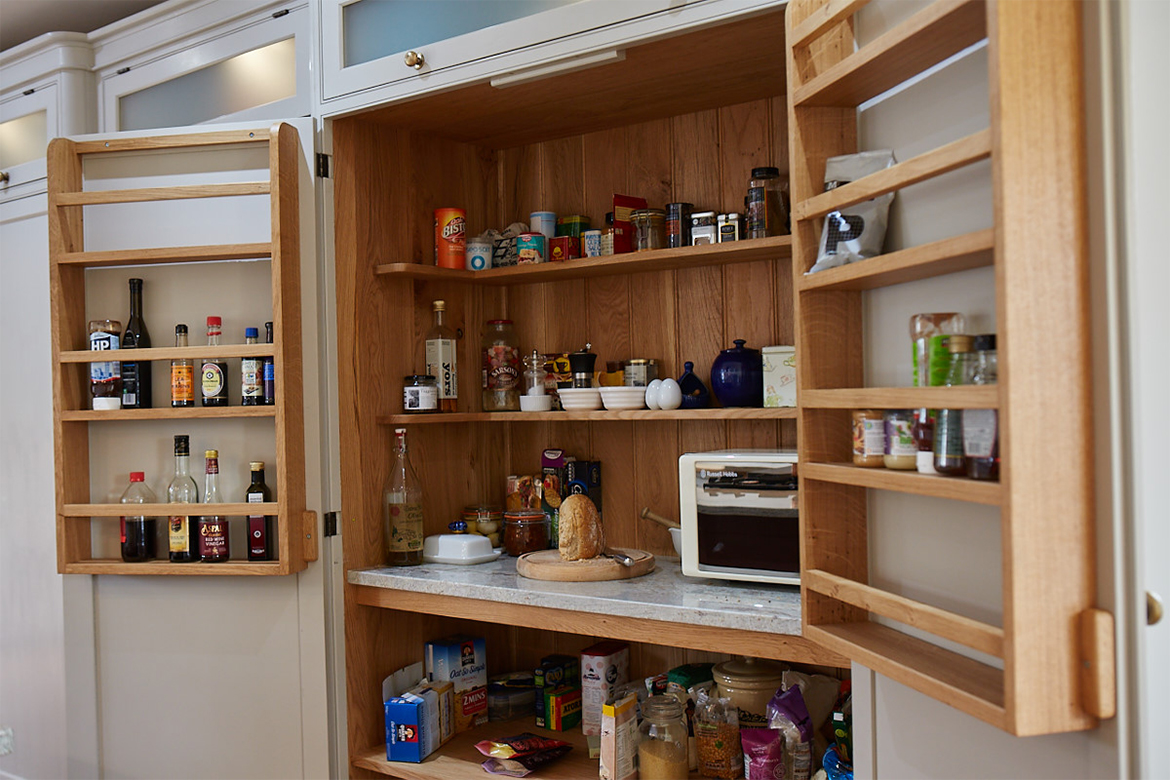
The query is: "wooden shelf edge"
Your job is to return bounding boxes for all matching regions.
[804,569,1005,657]
[800,462,1000,505]
[59,406,277,421]
[792,0,987,108]
[352,584,849,668]
[62,560,289,575]
[797,229,995,290]
[790,0,870,49]
[70,128,272,155]
[52,181,271,207]
[62,502,278,517]
[374,236,792,284]
[794,129,991,222]
[801,385,997,409]
[58,242,273,267]
[377,407,797,424]
[59,344,275,363]
[806,622,1006,729]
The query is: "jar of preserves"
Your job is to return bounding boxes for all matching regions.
[637,695,690,779]
[852,409,885,467]
[631,208,667,251]
[503,511,549,556]
[883,410,917,469]
[623,359,659,387]
[482,319,520,411]
[402,374,438,413]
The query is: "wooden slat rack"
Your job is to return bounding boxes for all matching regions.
[787,0,1113,735]
[47,124,314,576]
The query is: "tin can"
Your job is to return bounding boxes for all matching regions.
[466,237,492,271]
[623,359,658,387]
[666,202,694,248]
[691,211,718,245]
[718,212,741,242]
[582,230,602,257]
[530,211,557,239]
[493,236,518,267]
[434,208,466,268]
[517,232,546,264]
[556,214,590,239]
[548,236,578,262]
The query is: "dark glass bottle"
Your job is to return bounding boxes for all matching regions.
[246,461,275,561]
[120,471,157,562]
[963,334,1000,480]
[121,278,152,409]
[167,434,199,562]
[933,335,975,476]
[263,321,276,406]
[201,317,229,407]
[198,449,230,562]
[241,327,263,406]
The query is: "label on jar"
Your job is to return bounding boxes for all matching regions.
[852,417,885,456]
[201,360,226,400]
[171,364,195,404]
[885,416,916,456]
[962,409,998,457]
[484,346,520,391]
[89,331,120,388]
[403,383,438,412]
[387,501,424,552]
[169,516,191,553]
[426,339,458,400]
[198,517,229,558]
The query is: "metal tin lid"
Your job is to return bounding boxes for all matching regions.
[712,657,787,685]
[972,333,996,351]
[692,211,717,218]
[404,374,436,383]
[250,461,265,470]
[947,334,974,353]
[752,166,781,179]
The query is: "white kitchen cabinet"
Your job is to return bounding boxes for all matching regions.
[318,0,782,113]
[90,0,311,132]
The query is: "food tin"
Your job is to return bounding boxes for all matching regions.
[492,236,518,267]
[556,214,590,239]
[582,230,603,257]
[691,211,718,245]
[434,208,466,268]
[666,202,694,248]
[517,232,547,264]
[623,359,658,387]
[530,211,557,239]
[548,236,579,262]
[466,237,492,271]
[717,212,741,243]
[403,374,438,413]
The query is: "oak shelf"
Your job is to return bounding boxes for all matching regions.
[58,344,275,363]
[799,462,1001,505]
[62,560,287,576]
[797,229,994,291]
[59,406,277,421]
[58,242,273,268]
[374,236,792,284]
[62,502,278,517]
[800,385,997,409]
[51,181,270,207]
[377,407,797,425]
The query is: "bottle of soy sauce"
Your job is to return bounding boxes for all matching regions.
[121,278,152,408]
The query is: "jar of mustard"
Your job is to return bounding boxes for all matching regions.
[712,657,787,727]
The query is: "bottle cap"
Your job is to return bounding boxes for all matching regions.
[205,449,218,458]
[249,461,264,470]
[751,166,781,179]
[947,334,974,353]
[92,397,121,410]
[207,316,222,328]
[174,435,190,455]
[129,278,143,289]
[129,472,145,482]
[175,324,188,334]
[972,333,997,352]
[245,327,259,338]
[433,300,446,311]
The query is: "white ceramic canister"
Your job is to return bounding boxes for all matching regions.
[712,657,787,727]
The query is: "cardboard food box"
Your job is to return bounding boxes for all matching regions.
[762,345,797,407]
[385,692,435,763]
[612,195,647,255]
[426,636,488,732]
[600,691,639,780]
[541,449,573,548]
[407,679,455,747]
[535,654,580,727]
[566,460,602,521]
[543,685,583,731]
[581,641,630,736]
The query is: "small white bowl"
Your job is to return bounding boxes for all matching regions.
[556,387,603,411]
[520,394,553,412]
[599,386,646,411]
[669,527,682,556]
[423,534,501,565]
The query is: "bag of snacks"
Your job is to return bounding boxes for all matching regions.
[742,726,785,780]
[694,687,743,779]
[807,150,896,274]
[475,733,573,778]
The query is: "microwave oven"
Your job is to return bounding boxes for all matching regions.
[677,450,799,586]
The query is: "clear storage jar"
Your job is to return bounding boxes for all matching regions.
[638,695,690,779]
[631,208,666,251]
[482,319,520,411]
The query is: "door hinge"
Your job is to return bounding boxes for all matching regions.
[272,9,290,19]
[324,511,339,537]
[316,153,331,178]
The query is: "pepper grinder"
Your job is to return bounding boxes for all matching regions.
[567,343,598,388]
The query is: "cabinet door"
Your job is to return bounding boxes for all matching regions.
[96,4,310,132]
[0,84,55,199]
[320,0,697,101]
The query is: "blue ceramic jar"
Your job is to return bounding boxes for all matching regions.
[711,340,764,407]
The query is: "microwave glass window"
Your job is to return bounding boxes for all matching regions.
[696,507,800,574]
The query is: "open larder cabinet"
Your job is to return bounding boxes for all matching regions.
[48,124,316,575]
[787,0,1113,735]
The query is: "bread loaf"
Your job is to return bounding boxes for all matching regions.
[558,494,604,561]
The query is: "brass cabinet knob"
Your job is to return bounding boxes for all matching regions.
[404,50,425,70]
[1150,591,1164,626]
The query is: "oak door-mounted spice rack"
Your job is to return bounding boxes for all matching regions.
[787,0,1114,735]
[47,124,316,576]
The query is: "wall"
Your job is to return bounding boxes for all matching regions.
[850,2,1125,777]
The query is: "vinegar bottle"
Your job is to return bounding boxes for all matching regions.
[246,461,275,561]
[121,278,152,409]
[425,300,458,412]
[198,449,230,562]
[384,428,424,566]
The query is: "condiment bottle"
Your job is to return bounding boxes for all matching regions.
[263,321,276,405]
[425,300,458,411]
[384,428,424,565]
[88,319,123,410]
[241,327,263,405]
[637,695,690,779]
[522,350,547,396]
[120,278,151,409]
[170,324,194,408]
[883,410,917,470]
[963,334,999,480]
[246,461,275,560]
[199,449,229,562]
[481,319,520,411]
[933,335,976,476]
[851,409,885,468]
[167,434,198,563]
[201,316,228,407]
[119,471,157,562]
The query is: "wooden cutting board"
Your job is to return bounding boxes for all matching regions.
[516,548,655,581]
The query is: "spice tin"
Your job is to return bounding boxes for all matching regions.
[666,202,694,248]
[548,236,578,262]
[691,211,718,245]
[623,359,658,387]
[582,230,603,257]
[492,236,518,267]
[717,212,741,242]
[434,208,466,268]
[530,211,557,239]
[517,232,546,264]
[556,214,590,239]
[403,374,438,412]
[466,238,492,271]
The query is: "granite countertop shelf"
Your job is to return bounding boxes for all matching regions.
[348,557,847,666]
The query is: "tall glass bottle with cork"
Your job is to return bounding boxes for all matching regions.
[384,428,424,566]
[425,300,458,412]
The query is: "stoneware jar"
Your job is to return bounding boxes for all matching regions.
[710,339,764,407]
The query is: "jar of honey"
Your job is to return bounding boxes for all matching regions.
[503,511,549,556]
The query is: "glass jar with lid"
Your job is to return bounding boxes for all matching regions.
[631,208,666,251]
[746,166,789,238]
[712,657,786,726]
[482,319,520,411]
[637,695,690,779]
[503,511,549,556]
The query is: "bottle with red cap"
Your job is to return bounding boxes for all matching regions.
[120,472,158,562]
[201,316,229,406]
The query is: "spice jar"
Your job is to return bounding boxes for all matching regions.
[623,359,658,387]
[883,410,917,469]
[503,511,549,555]
[403,374,438,413]
[637,695,690,779]
[852,409,886,467]
[89,319,123,410]
[482,319,520,411]
[631,208,667,251]
[746,166,789,238]
[712,657,786,727]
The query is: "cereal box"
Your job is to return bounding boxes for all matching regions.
[426,636,488,732]
[543,685,583,731]
[385,693,434,763]
[535,654,580,727]
[581,641,630,736]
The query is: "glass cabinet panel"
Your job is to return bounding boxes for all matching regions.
[0,110,48,169]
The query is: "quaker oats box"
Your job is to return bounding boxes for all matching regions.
[426,635,488,732]
[581,640,630,736]
[384,692,435,763]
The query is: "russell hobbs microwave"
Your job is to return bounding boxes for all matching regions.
[677,450,799,586]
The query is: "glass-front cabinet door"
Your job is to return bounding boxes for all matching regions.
[0,85,55,197]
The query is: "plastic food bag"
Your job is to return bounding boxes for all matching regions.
[742,727,785,780]
[807,150,896,274]
[694,688,742,779]
[766,685,814,780]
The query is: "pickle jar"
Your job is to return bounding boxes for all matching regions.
[482,320,520,411]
